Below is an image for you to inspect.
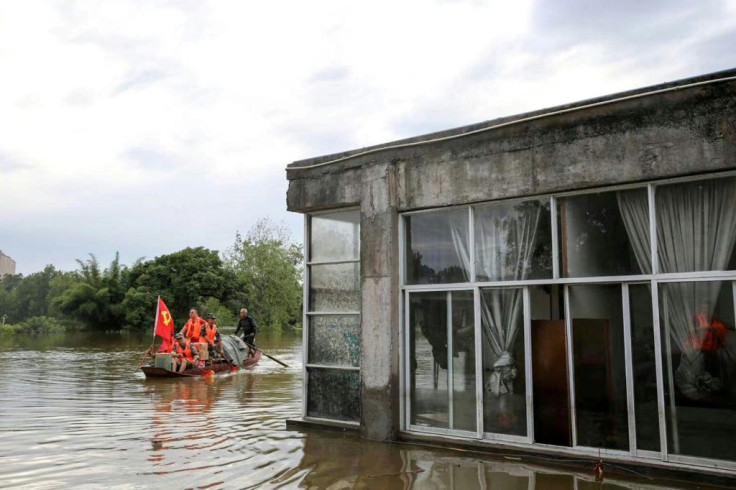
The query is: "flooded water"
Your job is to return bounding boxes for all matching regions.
[0,330,727,489]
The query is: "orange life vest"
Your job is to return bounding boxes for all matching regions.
[204,322,218,345]
[184,317,205,342]
[175,339,195,361]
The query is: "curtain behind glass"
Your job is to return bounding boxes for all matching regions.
[616,189,652,274]
[475,200,542,395]
[656,178,736,399]
[406,208,470,284]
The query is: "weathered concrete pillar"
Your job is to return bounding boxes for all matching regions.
[360,162,400,441]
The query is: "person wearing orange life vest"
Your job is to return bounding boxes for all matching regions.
[203,313,223,358]
[171,333,200,373]
[180,308,207,343]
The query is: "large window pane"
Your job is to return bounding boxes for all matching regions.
[482,288,526,436]
[629,284,660,452]
[660,281,736,461]
[406,208,470,284]
[451,291,476,432]
[308,315,360,367]
[656,177,736,274]
[530,285,571,446]
[410,292,449,428]
[307,368,360,421]
[569,284,629,451]
[310,210,360,262]
[474,199,552,282]
[309,263,360,312]
[559,188,649,277]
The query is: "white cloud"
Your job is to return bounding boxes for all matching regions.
[0,0,735,274]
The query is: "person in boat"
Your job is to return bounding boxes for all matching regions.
[172,333,200,373]
[180,308,207,343]
[235,308,258,356]
[203,313,223,358]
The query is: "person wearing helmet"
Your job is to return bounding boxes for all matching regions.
[171,332,200,373]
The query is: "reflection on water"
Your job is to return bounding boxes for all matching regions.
[0,331,724,488]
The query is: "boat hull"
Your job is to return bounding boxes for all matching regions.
[141,351,262,378]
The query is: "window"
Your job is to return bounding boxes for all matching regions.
[656,177,736,274]
[660,280,736,460]
[475,199,552,282]
[402,174,736,468]
[558,188,648,277]
[409,291,476,432]
[482,287,527,436]
[306,210,360,422]
[405,208,470,284]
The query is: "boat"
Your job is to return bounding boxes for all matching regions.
[141,334,261,378]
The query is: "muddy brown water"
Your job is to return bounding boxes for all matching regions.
[0,330,727,489]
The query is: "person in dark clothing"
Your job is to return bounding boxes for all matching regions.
[235,308,258,355]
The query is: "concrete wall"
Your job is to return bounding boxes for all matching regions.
[285,70,736,442]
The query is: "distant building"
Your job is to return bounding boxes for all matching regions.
[0,251,16,277]
[285,69,736,478]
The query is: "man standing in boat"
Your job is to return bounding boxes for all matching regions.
[172,333,200,373]
[180,308,207,343]
[235,308,258,357]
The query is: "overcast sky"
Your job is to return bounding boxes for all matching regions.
[1,1,735,275]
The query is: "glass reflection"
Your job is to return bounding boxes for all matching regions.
[308,315,361,367]
[482,288,526,436]
[629,284,660,451]
[558,188,649,277]
[410,292,449,428]
[451,291,476,432]
[569,284,629,451]
[530,285,571,447]
[307,368,360,421]
[406,208,470,284]
[474,198,552,282]
[409,291,477,432]
[656,177,736,274]
[310,210,360,262]
[660,281,736,461]
[309,263,360,312]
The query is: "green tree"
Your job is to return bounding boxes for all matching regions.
[124,247,239,329]
[0,273,21,323]
[14,265,59,320]
[52,253,127,329]
[224,218,303,331]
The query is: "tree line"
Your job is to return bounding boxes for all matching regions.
[0,219,303,334]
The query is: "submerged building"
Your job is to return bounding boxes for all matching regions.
[0,251,16,277]
[285,69,736,477]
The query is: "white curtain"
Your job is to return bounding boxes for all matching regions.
[656,179,736,398]
[475,201,542,395]
[449,218,471,282]
[616,189,652,274]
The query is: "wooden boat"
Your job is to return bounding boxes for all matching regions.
[141,350,262,378]
[140,334,261,378]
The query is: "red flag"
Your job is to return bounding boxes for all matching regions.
[154,297,175,353]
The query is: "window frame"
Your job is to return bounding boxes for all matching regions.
[399,170,736,471]
[304,207,361,425]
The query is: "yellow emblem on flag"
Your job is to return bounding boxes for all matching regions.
[161,311,172,326]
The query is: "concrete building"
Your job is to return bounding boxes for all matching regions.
[285,69,736,477]
[0,251,16,277]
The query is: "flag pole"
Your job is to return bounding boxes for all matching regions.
[152,295,160,346]
[135,296,160,372]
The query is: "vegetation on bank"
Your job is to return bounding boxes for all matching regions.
[0,219,303,334]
